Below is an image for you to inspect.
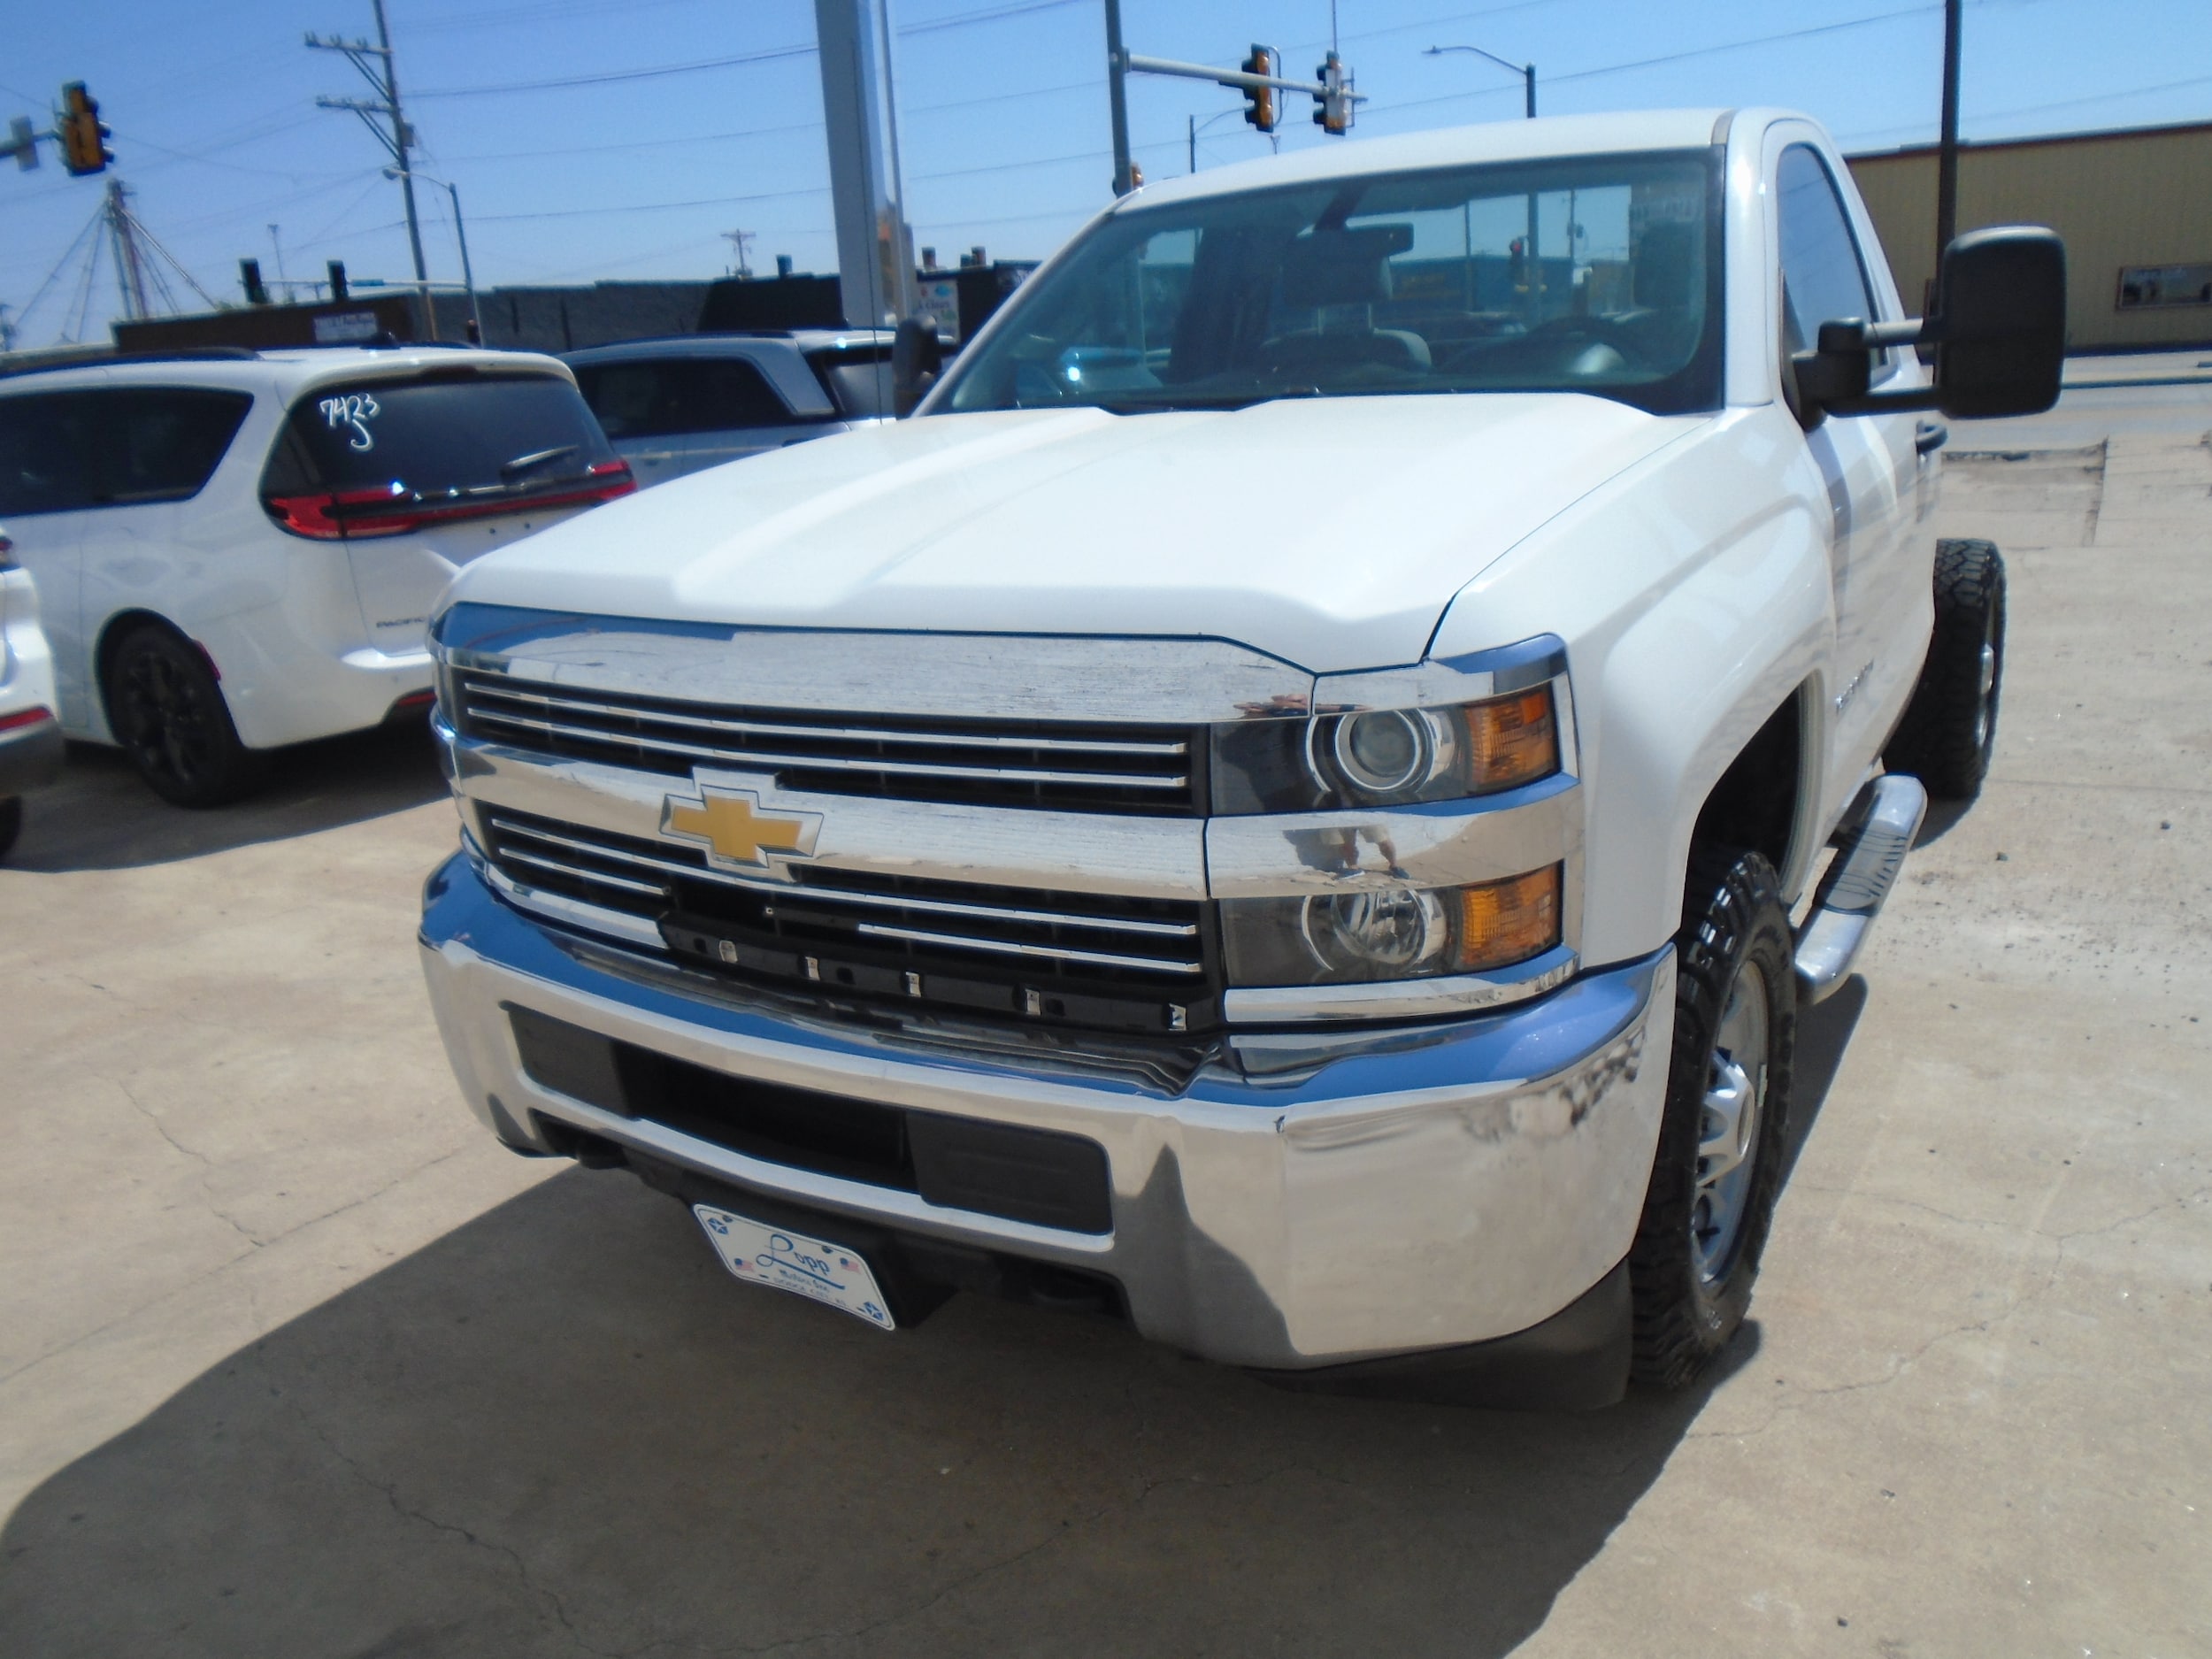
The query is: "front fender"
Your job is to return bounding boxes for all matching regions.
[1427,405,1839,966]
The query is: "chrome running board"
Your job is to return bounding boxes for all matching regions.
[1794,773,1929,1003]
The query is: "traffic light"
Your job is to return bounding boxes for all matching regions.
[58,81,112,176]
[1242,46,1279,132]
[1313,53,1353,136]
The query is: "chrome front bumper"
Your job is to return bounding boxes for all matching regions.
[419,852,1674,1370]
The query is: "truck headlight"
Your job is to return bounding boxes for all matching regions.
[1223,865,1563,987]
[1211,686,1561,813]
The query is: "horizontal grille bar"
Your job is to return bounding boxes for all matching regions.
[451,666,1202,816]
[852,921,1205,975]
[468,708,1187,791]
[468,681,1187,758]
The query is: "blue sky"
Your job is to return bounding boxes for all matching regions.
[4,0,2208,345]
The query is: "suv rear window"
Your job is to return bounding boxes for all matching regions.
[572,357,796,438]
[261,370,631,539]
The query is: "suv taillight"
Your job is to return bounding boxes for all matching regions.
[265,460,636,540]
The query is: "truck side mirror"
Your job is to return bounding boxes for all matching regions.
[1929,226,2065,419]
[892,316,943,419]
[1791,225,2066,423]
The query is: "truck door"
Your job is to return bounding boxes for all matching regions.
[1773,138,1919,800]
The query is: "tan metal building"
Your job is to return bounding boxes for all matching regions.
[1847,119,2212,351]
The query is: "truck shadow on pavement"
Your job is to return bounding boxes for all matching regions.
[0,990,1865,1659]
[8,722,446,872]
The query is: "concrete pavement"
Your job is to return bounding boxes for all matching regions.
[1,385,2207,1657]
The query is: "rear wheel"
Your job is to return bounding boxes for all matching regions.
[1885,538,2007,802]
[105,626,262,808]
[1629,848,1797,1390]
[0,796,20,860]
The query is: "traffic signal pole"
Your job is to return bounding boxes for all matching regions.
[1108,45,1362,191]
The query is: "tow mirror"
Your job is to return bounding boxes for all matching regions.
[892,316,942,418]
[1792,225,2066,423]
[1928,226,2066,418]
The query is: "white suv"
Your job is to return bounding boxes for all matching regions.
[0,524,64,857]
[0,346,632,805]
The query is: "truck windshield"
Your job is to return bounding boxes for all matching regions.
[940,148,1721,418]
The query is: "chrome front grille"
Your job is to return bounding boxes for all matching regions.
[480,808,1217,1033]
[453,668,1202,816]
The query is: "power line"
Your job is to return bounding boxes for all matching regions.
[440,117,822,164]
[899,0,1084,38]
[411,42,817,99]
[1837,71,2212,146]
[1365,4,1939,119]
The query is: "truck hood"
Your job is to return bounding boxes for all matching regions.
[448,395,1701,673]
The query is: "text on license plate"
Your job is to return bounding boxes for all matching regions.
[692,1203,895,1330]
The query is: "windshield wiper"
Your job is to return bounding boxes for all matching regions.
[499,444,579,480]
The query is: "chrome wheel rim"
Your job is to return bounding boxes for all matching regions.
[1693,962,1770,1285]
[1972,635,1998,751]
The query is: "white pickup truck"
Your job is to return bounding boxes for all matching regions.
[417,109,2062,1407]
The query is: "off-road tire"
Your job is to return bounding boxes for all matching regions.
[1628,849,1798,1390]
[1885,538,2007,802]
[0,796,20,860]
[106,626,263,808]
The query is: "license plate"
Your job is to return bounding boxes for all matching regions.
[692,1204,895,1330]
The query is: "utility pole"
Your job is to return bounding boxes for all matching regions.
[723,227,757,279]
[309,0,437,336]
[1935,0,1962,266]
[105,178,150,319]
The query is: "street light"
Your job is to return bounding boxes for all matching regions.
[383,165,481,342]
[1187,107,1254,173]
[1424,43,1535,119]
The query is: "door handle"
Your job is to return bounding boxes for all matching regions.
[1914,420,1948,456]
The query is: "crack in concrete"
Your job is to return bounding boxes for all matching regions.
[0,1146,468,1388]
[632,1463,1346,1657]
[287,1386,616,1658]
[1686,1187,2209,1446]
[106,1072,267,1249]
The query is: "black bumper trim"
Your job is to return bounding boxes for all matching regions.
[1248,1259,1632,1412]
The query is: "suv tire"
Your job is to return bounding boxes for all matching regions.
[1885,538,2007,802]
[1628,848,1797,1390]
[107,626,263,808]
[0,796,19,860]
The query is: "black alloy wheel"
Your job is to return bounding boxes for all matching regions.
[1627,847,1798,1390]
[106,626,262,808]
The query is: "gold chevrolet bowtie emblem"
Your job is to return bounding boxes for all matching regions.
[661,783,822,874]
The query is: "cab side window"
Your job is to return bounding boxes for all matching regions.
[0,392,102,516]
[98,388,253,504]
[1777,144,1892,380]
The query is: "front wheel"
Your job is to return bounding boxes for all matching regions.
[1628,848,1798,1390]
[105,626,263,808]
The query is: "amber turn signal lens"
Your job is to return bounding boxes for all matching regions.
[1455,864,1563,972]
[1461,686,1559,793]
